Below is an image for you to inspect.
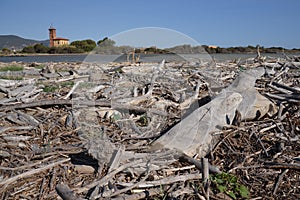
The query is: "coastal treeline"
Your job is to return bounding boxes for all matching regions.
[167,44,300,54]
[202,45,295,54]
[8,38,300,54]
[21,39,97,54]
[20,38,133,54]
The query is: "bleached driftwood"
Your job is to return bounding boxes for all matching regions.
[151,67,275,157]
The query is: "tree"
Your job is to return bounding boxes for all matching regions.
[63,46,85,53]
[22,46,35,53]
[70,39,96,52]
[85,39,96,46]
[47,46,85,54]
[97,37,116,47]
[34,43,50,53]
[1,48,11,54]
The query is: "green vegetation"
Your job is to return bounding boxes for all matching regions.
[19,37,300,55]
[110,112,122,123]
[1,48,12,54]
[200,45,299,54]
[22,43,86,54]
[166,44,206,54]
[155,185,168,200]
[22,45,35,53]
[70,39,96,52]
[137,114,149,126]
[166,44,300,54]
[94,37,132,54]
[141,47,173,54]
[0,65,24,71]
[0,76,23,80]
[26,39,95,54]
[29,63,45,69]
[97,37,116,47]
[211,172,249,199]
[93,45,133,54]
[48,46,85,54]
[60,81,74,87]
[33,43,49,53]
[40,81,74,93]
[21,40,96,54]
[43,85,58,93]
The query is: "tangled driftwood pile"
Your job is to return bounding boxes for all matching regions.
[0,56,299,200]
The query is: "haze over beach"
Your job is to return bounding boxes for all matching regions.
[1,0,300,48]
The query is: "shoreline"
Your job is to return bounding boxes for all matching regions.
[0,53,297,64]
[0,53,90,57]
[0,51,283,57]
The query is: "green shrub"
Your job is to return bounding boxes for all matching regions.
[70,39,96,52]
[43,85,58,93]
[1,48,11,54]
[34,43,50,53]
[211,172,249,199]
[0,65,24,71]
[48,46,85,54]
[0,76,23,80]
[60,81,74,87]
[22,46,35,53]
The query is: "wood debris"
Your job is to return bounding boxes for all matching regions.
[0,56,299,199]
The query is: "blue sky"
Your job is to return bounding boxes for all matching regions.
[1,0,300,48]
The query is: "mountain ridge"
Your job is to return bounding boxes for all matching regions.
[0,35,49,50]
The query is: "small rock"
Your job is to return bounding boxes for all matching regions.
[74,165,95,174]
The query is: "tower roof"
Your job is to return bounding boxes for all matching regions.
[53,37,69,41]
[49,26,56,30]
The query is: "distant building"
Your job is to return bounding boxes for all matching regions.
[49,26,69,47]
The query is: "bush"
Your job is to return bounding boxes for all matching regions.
[22,46,35,53]
[43,85,58,93]
[34,43,50,53]
[22,42,87,54]
[0,75,23,80]
[63,46,85,53]
[70,39,96,52]
[97,37,116,47]
[0,65,24,71]
[48,46,85,54]
[1,48,11,54]
[211,172,249,199]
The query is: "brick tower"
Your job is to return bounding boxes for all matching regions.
[49,26,57,47]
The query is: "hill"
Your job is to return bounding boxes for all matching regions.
[0,35,49,50]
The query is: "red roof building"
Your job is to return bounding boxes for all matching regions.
[49,26,69,47]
